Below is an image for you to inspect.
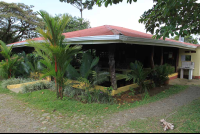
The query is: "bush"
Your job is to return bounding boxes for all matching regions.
[22,81,55,93]
[63,85,114,104]
[150,64,174,87]
[126,61,152,93]
[1,78,35,89]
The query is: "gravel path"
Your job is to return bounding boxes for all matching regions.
[0,94,42,133]
[0,86,200,133]
[95,85,200,132]
[0,94,71,133]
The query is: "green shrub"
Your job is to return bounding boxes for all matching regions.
[63,85,114,104]
[150,64,174,87]
[126,61,152,93]
[1,78,35,89]
[22,81,55,93]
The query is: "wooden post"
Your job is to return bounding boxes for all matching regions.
[175,48,179,72]
[160,47,163,65]
[150,46,155,69]
[108,44,117,90]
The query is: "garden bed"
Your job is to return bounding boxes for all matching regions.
[114,85,172,103]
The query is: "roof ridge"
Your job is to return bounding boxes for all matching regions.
[104,25,123,35]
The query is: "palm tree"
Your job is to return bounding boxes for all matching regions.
[27,10,82,99]
[0,40,20,79]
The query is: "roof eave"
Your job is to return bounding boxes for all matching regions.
[7,35,197,50]
[120,35,197,50]
[7,35,121,47]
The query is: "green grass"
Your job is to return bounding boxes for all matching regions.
[0,84,188,118]
[118,98,200,133]
[0,84,191,132]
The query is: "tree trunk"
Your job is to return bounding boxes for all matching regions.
[108,44,117,90]
[150,46,155,69]
[175,48,179,72]
[55,78,59,98]
[160,47,163,65]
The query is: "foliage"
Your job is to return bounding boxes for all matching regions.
[1,78,35,89]
[27,10,82,99]
[150,64,174,87]
[22,81,55,93]
[65,15,91,32]
[172,35,199,44]
[0,40,20,79]
[128,87,135,96]
[63,83,114,104]
[138,0,200,40]
[96,0,137,7]
[55,14,91,32]
[97,0,200,39]
[18,51,44,79]
[66,52,109,86]
[0,1,44,44]
[126,61,152,93]
[60,0,98,18]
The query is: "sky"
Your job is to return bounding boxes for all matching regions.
[2,0,155,33]
[2,0,200,41]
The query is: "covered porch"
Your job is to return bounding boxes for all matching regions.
[7,25,198,95]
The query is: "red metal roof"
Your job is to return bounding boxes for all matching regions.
[8,25,199,47]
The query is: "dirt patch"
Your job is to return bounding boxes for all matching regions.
[114,84,172,103]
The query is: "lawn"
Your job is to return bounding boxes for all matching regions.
[0,84,188,117]
[116,98,200,133]
[2,83,200,133]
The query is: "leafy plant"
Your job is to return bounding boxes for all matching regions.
[13,51,44,78]
[66,52,109,86]
[150,64,174,87]
[128,87,135,96]
[126,61,152,93]
[63,78,114,104]
[19,51,44,79]
[0,40,20,79]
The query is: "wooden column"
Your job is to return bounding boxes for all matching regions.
[150,46,155,69]
[175,48,179,72]
[108,44,117,90]
[160,47,163,65]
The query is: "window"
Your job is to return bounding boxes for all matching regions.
[191,51,196,53]
[181,55,191,61]
[185,51,190,53]
[185,55,191,61]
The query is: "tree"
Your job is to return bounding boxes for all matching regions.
[0,2,44,44]
[96,0,200,40]
[59,0,97,19]
[0,40,20,79]
[55,14,91,32]
[172,35,199,44]
[27,10,82,99]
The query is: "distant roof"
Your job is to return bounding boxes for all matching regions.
[7,25,199,49]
